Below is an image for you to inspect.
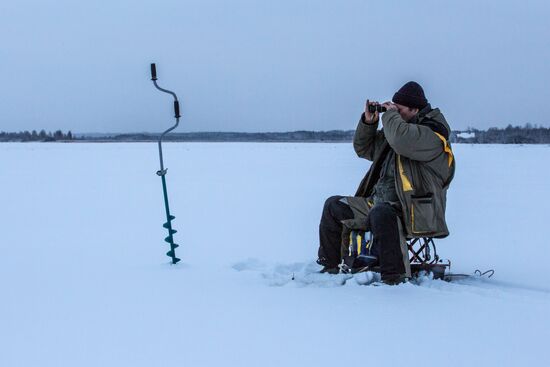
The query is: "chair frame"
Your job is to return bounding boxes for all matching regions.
[407,237,449,279]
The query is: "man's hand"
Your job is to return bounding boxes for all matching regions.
[381,101,397,111]
[364,100,380,125]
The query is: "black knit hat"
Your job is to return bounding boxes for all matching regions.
[392,81,428,110]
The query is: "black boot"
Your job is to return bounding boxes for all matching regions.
[319,266,340,274]
[381,274,409,285]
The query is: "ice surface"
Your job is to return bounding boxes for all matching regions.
[1,142,549,366]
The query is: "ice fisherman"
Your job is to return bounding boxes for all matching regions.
[316,81,455,285]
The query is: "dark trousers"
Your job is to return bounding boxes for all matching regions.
[318,196,405,279]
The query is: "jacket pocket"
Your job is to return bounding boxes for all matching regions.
[411,194,436,234]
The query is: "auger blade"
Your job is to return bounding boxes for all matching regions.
[167,249,181,258]
[167,250,181,264]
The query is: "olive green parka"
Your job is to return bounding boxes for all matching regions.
[347,106,455,239]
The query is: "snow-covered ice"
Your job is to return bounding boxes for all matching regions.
[1,142,549,366]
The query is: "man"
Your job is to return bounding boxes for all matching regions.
[316,81,455,284]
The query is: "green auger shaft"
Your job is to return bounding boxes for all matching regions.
[160,173,180,264]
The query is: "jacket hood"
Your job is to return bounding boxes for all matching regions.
[416,105,451,139]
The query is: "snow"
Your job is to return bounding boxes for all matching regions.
[1,142,549,366]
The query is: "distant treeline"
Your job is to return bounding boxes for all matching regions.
[0,130,73,142]
[104,130,355,142]
[2,124,550,143]
[452,124,550,144]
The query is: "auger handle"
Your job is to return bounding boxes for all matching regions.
[151,62,180,171]
[151,63,158,81]
[174,101,181,118]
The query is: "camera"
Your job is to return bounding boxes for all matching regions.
[367,100,387,113]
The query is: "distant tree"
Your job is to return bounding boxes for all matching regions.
[42,131,55,142]
[22,130,32,141]
[67,131,73,140]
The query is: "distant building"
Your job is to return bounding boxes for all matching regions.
[457,132,475,139]
[451,131,477,143]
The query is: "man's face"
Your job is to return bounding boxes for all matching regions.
[394,103,419,122]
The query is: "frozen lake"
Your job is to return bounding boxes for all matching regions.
[1,142,549,366]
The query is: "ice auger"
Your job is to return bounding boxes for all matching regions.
[150,63,181,264]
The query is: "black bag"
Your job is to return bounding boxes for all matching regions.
[342,230,378,271]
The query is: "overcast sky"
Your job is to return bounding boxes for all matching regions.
[1,0,549,133]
